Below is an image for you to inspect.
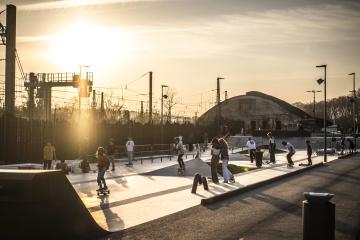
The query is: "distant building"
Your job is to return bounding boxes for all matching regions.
[198,91,316,132]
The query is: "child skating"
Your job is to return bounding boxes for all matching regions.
[175,136,185,174]
[96,147,110,195]
[282,141,295,168]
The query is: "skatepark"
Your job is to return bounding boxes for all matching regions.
[0,136,345,239]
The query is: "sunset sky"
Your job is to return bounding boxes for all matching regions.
[1,0,360,116]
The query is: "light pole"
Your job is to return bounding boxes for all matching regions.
[349,72,356,152]
[306,90,321,119]
[78,65,89,156]
[161,85,168,125]
[216,77,224,134]
[316,64,327,162]
[161,85,168,144]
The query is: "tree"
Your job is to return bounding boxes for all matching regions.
[164,88,178,123]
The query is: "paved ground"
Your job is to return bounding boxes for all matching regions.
[66,149,338,231]
[103,154,360,240]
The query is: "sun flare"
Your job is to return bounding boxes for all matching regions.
[48,20,129,70]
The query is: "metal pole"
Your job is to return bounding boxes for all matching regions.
[324,66,327,162]
[5,4,16,115]
[313,91,316,119]
[149,71,153,123]
[349,72,356,151]
[161,86,164,125]
[216,77,223,133]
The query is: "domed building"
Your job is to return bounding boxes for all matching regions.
[198,91,316,133]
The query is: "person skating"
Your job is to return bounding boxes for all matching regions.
[43,142,56,170]
[282,141,295,167]
[175,136,185,171]
[246,137,256,163]
[219,137,235,183]
[125,137,135,166]
[107,138,116,171]
[267,132,276,163]
[210,137,221,183]
[96,147,110,191]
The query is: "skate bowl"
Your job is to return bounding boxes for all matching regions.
[0,169,109,239]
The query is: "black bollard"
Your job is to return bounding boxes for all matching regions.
[201,176,208,190]
[191,173,202,194]
[303,192,335,240]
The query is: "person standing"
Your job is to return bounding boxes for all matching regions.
[43,142,56,170]
[282,141,295,167]
[306,140,312,166]
[246,137,256,163]
[107,138,116,171]
[210,137,221,183]
[347,139,355,154]
[340,137,345,155]
[125,137,135,166]
[267,132,276,163]
[96,147,110,191]
[219,138,235,183]
[175,136,185,171]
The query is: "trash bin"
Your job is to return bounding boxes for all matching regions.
[303,192,335,240]
[255,151,263,168]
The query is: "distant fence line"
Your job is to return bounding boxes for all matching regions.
[0,114,207,164]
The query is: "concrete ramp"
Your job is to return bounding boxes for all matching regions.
[142,158,211,177]
[0,170,108,239]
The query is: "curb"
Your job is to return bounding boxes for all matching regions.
[338,152,358,159]
[201,162,324,205]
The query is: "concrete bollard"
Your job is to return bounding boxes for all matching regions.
[191,173,202,194]
[303,192,335,240]
[201,176,208,190]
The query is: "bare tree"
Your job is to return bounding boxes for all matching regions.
[164,88,178,123]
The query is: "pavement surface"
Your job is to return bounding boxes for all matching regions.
[66,149,338,232]
[103,154,360,240]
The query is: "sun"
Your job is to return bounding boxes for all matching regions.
[48,19,129,70]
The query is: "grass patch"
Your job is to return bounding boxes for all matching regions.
[206,162,256,176]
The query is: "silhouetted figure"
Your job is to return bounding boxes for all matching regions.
[246,137,256,163]
[219,138,235,183]
[107,138,116,171]
[347,139,355,154]
[96,147,110,191]
[282,141,295,167]
[80,158,91,173]
[125,138,135,166]
[306,140,312,166]
[175,136,185,171]
[55,159,70,174]
[210,138,221,183]
[267,132,276,163]
[340,137,345,155]
[43,142,56,170]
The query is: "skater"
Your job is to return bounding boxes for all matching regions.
[246,137,256,163]
[347,139,355,154]
[210,137,221,183]
[96,147,110,191]
[306,140,312,166]
[219,137,235,183]
[267,132,276,163]
[107,138,116,171]
[125,137,135,166]
[43,142,56,170]
[175,136,185,171]
[55,159,70,174]
[282,141,295,167]
[340,137,345,155]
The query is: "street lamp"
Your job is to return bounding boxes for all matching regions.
[161,85,168,124]
[306,90,321,119]
[216,77,224,134]
[349,72,356,152]
[316,64,327,162]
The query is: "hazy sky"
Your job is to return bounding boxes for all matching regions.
[1,0,360,115]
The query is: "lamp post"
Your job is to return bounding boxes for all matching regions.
[316,64,327,162]
[78,65,89,156]
[349,72,356,152]
[161,85,168,125]
[306,90,322,119]
[161,85,168,144]
[216,77,224,134]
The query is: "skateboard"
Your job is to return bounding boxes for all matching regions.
[97,188,110,196]
[177,167,185,175]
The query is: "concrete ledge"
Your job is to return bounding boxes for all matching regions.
[338,152,358,159]
[201,162,324,205]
